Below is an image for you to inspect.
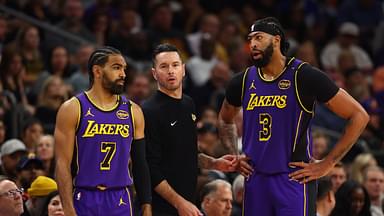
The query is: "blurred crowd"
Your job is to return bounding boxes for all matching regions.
[0,0,384,215]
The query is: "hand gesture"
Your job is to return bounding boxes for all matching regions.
[214,154,237,172]
[288,159,334,184]
[176,199,203,216]
[237,155,253,178]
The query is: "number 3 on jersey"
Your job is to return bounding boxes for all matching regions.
[259,113,272,141]
[100,142,116,170]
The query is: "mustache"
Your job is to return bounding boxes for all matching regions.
[251,47,264,53]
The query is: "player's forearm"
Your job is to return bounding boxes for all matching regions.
[56,161,76,215]
[141,203,152,216]
[198,153,215,169]
[325,109,369,165]
[154,180,185,209]
[218,120,238,154]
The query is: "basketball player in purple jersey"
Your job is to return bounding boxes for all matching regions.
[218,17,369,216]
[55,47,151,216]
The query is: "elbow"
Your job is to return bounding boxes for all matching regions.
[361,110,370,128]
[357,108,370,128]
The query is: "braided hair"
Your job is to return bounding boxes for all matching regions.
[87,46,122,86]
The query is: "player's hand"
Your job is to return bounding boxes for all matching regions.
[237,155,253,178]
[175,199,203,216]
[214,154,237,172]
[288,159,334,184]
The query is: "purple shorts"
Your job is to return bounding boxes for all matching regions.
[243,172,316,216]
[73,187,133,216]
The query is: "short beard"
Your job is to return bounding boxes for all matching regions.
[102,77,125,95]
[252,42,274,68]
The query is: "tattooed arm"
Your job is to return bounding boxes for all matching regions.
[198,153,237,172]
[289,89,369,183]
[218,99,241,155]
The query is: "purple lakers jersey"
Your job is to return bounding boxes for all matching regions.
[73,92,134,187]
[242,58,313,174]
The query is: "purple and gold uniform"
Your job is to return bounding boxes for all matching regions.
[72,92,134,215]
[241,58,316,216]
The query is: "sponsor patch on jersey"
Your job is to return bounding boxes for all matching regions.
[278,79,291,90]
[116,110,129,119]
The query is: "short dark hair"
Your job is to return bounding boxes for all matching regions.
[151,43,181,67]
[317,177,333,200]
[87,46,122,86]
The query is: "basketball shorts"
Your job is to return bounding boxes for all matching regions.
[73,187,133,216]
[243,171,316,216]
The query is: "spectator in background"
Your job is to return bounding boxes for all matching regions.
[187,13,221,57]
[40,190,64,216]
[106,8,139,55]
[87,11,111,46]
[337,0,383,55]
[15,25,45,87]
[312,130,330,160]
[0,178,24,216]
[20,118,43,153]
[125,73,151,105]
[45,0,95,55]
[67,44,95,94]
[331,180,372,216]
[363,166,384,216]
[321,22,373,72]
[35,76,68,134]
[16,156,45,190]
[35,135,55,178]
[0,47,34,114]
[231,175,244,216]
[173,0,205,34]
[31,45,72,103]
[147,2,192,61]
[327,162,347,193]
[0,139,27,180]
[25,176,58,216]
[316,177,336,216]
[350,153,378,184]
[186,33,219,88]
[197,122,220,157]
[199,106,218,126]
[294,40,319,68]
[200,179,233,216]
[190,61,232,115]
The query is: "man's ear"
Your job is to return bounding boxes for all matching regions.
[93,65,102,79]
[151,68,158,81]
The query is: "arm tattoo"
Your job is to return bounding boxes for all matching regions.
[218,122,238,155]
[198,153,215,169]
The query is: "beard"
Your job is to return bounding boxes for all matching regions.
[102,75,125,95]
[251,42,274,68]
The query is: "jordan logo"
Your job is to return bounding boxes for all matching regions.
[85,108,95,117]
[118,197,127,206]
[249,80,256,90]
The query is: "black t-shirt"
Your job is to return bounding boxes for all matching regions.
[142,90,198,214]
[225,60,339,110]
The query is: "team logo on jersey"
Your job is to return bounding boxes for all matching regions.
[249,80,256,90]
[116,110,129,120]
[246,93,287,110]
[278,79,291,90]
[85,108,95,117]
[82,120,130,138]
[191,114,196,122]
[119,197,127,206]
